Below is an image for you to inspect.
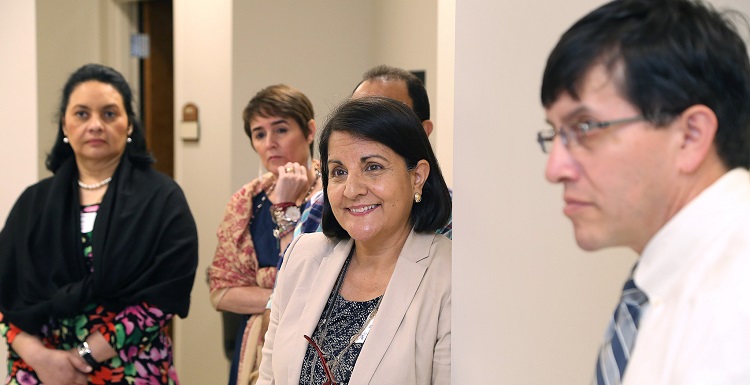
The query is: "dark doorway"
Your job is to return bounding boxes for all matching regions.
[140,0,174,177]
[137,0,175,346]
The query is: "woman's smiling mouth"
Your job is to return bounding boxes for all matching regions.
[348,204,379,214]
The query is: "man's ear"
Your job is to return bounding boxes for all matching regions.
[675,104,718,174]
[421,120,434,137]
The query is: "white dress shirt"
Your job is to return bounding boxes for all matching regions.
[624,168,750,385]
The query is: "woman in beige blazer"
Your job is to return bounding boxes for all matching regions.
[257,96,452,385]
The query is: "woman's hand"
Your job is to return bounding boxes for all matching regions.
[268,162,311,205]
[11,331,91,385]
[31,348,91,385]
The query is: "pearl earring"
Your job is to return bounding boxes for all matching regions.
[63,137,69,144]
[127,137,132,143]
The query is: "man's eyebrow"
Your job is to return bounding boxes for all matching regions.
[546,106,590,127]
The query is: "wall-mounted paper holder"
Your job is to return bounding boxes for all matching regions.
[180,103,200,141]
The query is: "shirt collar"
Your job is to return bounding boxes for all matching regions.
[635,168,750,299]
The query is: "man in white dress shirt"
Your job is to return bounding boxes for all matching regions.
[537,0,750,384]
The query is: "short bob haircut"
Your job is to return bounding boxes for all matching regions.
[541,0,750,170]
[319,96,451,239]
[242,84,315,155]
[46,63,153,172]
[355,65,431,122]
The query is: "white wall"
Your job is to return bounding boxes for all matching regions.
[453,0,750,384]
[0,0,38,379]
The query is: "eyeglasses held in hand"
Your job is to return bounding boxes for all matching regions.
[304,334,338,385]
[536,115,644,153]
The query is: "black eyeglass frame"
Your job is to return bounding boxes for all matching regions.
[537,115,645,153]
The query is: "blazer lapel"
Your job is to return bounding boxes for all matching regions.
[286,237,354,385]
[349,230,435,384]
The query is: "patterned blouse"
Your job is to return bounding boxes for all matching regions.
[299,291,382,385]
[0,204,179,385]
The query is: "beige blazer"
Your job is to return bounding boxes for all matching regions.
[257,230,451,385]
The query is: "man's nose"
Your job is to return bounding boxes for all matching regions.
[545,137,577,184]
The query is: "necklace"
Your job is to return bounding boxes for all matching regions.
[307,250,383,384]
[325,295,382,379]
[78,177,113,190]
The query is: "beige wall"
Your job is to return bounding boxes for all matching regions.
[36,0,101,178]
[436,0,455,187]
[370,0,451,184]
[172,2,234,383]
[36,0,138,179]
[454,2,633,382]
[229,1,375,192]
[0,1,38,379]
[453,0,750,383]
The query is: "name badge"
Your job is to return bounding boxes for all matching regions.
[354,318,375,344]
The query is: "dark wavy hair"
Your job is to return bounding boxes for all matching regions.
[319,96,451,239]
[46,63,153,172]
[541,0,750,169]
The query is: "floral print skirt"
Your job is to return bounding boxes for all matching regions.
[1,302,179,385]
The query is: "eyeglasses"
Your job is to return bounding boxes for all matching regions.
[304,334,338,385]
[536,115,645,153]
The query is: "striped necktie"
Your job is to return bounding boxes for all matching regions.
[593,274,649,385]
